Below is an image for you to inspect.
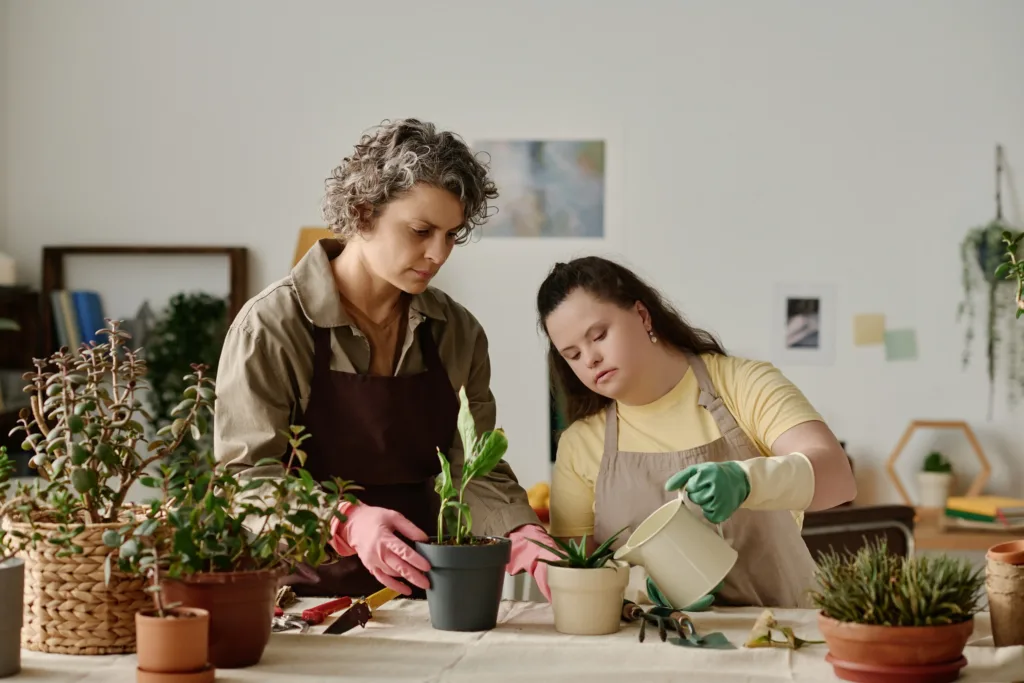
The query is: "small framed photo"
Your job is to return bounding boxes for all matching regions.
[771,282,838,366]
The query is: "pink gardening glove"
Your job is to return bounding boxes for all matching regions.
[329,501,431,596]
[506,524,560,601]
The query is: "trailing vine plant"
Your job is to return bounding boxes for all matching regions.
[957,145,1024,418]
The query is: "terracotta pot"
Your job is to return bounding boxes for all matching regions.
[135,664,215,683]
[547,561,630,635]
[161,569,282,669]
[818,613,973,668]
[135,607,209,673]
[986,540,1024,647]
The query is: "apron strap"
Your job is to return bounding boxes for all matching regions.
[685,352,744,439]
[312,325,334,376]
[603,401,618,456]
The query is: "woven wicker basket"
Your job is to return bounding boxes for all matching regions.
[11,517,150,655]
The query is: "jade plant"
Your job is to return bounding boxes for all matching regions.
[809,538,984,627]
[103,423,360,601]
[526,528,627,568]
[3,320,213,556]
[433,386,508,545]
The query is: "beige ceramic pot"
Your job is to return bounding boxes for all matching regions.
[547,560,630,636]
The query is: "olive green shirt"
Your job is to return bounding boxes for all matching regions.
[213,238,540,537]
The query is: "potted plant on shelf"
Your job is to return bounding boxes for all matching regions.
[2,320,210,656]
[0,446,29,678]
[526,529,629,635]
[414,386,513,632]
[105,422,359,669]
[811,538,985,683]
[917,451,953,509]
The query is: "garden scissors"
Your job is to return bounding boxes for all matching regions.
[323,586,400,635]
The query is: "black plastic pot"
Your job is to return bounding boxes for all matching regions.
[0,558,24,678]
[414,537,511,632]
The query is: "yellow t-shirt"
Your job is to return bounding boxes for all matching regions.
[548,353,823,538]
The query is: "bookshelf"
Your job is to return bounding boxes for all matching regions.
[41,245,248,353]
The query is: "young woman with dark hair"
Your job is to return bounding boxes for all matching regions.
[537,256,856,610]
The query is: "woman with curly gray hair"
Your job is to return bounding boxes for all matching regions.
[214,119,559,603]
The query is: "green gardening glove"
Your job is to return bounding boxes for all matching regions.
[665,461,750,524]
[646,576,722,613]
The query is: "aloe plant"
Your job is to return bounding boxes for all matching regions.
[433,386,508,545]
[526,527,627,569]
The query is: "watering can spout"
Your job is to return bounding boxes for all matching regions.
[613,543,637,564]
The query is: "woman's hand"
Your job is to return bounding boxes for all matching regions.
[329,502,432,596]
[506,524,559,601]
[665,462,751,524]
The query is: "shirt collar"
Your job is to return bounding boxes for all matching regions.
[291,238,448,328]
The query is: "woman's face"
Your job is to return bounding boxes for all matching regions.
[544,288,654,400]
[358,183,464,294]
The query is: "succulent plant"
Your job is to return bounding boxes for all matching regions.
[526,528,627,569]
[809,538,984,627]
[922,451,952,473]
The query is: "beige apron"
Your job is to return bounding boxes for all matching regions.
[592,352,819,609]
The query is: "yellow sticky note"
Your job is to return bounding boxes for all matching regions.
[853,314,885,346]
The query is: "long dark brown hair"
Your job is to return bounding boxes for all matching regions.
[537,256,727,424]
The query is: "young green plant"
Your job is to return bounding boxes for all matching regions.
[922,451,952,473]
[434,386,508,545]
[525,527,627,568]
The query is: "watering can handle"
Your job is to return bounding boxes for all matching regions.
[676,489,726,540]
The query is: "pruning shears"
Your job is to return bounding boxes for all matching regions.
[323,587,400,635]
[271,587,400,634]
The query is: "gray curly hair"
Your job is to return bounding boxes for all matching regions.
[321,119,499,244]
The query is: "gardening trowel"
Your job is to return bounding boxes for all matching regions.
[323,586,401,635]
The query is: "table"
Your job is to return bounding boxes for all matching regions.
[915,508,1024,552]
[18,599,1024,682]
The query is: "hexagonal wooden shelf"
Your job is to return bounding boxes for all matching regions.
[886,419,990,506]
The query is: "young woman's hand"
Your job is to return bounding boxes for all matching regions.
[665,462,751,524]
[329,502,432,596]
[506,524,558,601]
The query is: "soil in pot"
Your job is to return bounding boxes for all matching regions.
[547,561,630,635]
[414,536,511,632]
[818,613,973,670]
[0,558,24,678]
[986,540,1024,647]
[161,569,281,669]
[135,607,210,674]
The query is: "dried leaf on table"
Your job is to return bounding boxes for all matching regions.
[743,609,824,650]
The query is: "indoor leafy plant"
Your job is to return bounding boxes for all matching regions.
[526,529,630,635]
[2,319,211,656]
[916,451,953,509]
[143,291,229,458]
[811,538,984,682]
[414,386,513,632]
[104,422,359,669]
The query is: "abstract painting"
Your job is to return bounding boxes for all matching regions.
[472,140,605,238]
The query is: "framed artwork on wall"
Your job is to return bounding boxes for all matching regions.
[771,282,838,366]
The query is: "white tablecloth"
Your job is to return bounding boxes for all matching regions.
[19,599,1024,682]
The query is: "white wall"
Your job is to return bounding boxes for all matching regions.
[5,0,1024,503]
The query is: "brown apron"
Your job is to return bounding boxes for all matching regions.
[593,353,819,608]
[290,319,459,597]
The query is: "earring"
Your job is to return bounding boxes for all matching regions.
[648,329,658,343]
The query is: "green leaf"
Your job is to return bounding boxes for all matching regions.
[171,398,196,416]
[995,262,1012,279]
[70,445,89,466]
[119,538,139,558]
[435,450,456,500]
[70,467,98,493]
[66,415,84,434]
[102,530,122,548]
[464,429,508,482]
[456,386,477,458]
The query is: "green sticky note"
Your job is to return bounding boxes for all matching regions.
[670,632,735,649]
[884,329,918,361]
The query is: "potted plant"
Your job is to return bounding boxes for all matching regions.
[0,446,28,678]
[414,386,513,632]
[105,421,359,669]
[917,451,953,509]
[526,529,629,635]
[3,320,211,656]
[122,525,213,683]
[810,538,984,682]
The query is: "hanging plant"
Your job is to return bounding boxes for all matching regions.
[957,145,1024,418]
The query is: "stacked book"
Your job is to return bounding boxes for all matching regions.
[944,496,1024,531]
[50,289,107,350]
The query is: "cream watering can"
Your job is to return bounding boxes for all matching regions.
[613,491,737,609]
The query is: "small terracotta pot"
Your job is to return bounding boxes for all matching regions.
[986,540,1024,647]
[161,569,282,669]
[135,607,209,674]
[818,613,973,668]
[135,664,215,683]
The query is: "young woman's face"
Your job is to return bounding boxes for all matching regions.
[544,288,654,399]
[359,183,464,294]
